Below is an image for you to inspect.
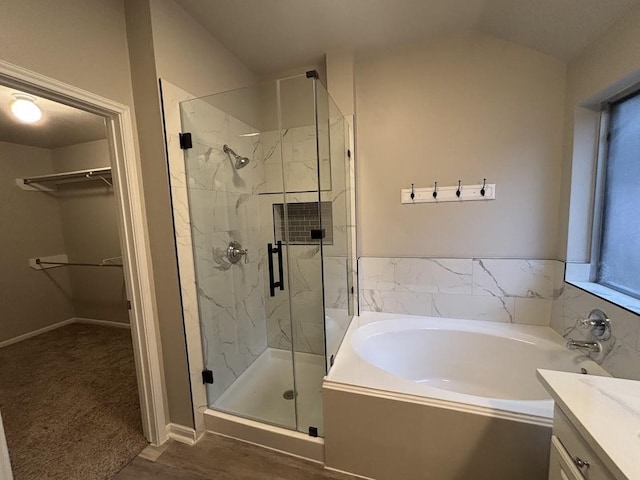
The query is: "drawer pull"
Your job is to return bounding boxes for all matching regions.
[574,456,590,470]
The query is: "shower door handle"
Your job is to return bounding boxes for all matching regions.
[268,241,285,297]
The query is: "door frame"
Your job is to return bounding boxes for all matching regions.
[0,60,169,445]
[0,412,11,480]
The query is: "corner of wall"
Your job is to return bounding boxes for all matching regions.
[124,0,194,430]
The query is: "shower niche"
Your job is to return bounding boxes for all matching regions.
[178,72,355,437]
[273,201,333,245]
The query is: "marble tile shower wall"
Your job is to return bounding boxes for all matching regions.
[359,257,563,325]
[551,282,640,381]
[264,245,325,355]
[263,245,350,355]
[164,81,355,409]
[261,126,331,194]
[180,98,268,403]
[260,119,353,355]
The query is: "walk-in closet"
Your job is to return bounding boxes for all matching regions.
[0,85,147,479]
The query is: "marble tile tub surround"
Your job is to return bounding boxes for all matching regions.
[551,282,640,381]
[359,257,561,325]
[358,256,640,381]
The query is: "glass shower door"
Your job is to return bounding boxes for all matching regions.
[318,83,354,372]
[177,74,352,438]
[179,84,297,430]
[277,74,329,436]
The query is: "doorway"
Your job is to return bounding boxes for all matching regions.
[0,60,167,476]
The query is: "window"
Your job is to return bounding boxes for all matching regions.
[596,90,640,299]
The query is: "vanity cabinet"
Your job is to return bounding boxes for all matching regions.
[548,409,616,480]
[538,369,639,480]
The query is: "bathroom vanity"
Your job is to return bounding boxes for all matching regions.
[538,369,640,480]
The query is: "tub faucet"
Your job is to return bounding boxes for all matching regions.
[566,339,601,354]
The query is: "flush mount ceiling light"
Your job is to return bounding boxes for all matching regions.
[11,94,42,123]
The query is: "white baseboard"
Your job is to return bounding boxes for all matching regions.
[165,423,199,445]
[72,317,131,329]
[0,317,131,348]
[324,466,375,480]
[204,409,324,463]
[0,319,74,348]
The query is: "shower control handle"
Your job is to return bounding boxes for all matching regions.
[268,241,285,297]
[579,309,611,340]
[227,242,248,264]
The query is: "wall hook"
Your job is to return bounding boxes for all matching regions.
[432,181,438,199]
[410,183,415,200]
[456,180,461,198]
[480,178,486,197]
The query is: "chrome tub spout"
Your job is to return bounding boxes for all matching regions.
[566,339,601,354]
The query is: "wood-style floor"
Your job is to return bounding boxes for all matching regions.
[114,433,356,480]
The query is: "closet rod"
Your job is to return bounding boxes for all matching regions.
[35,258,122,268]
[22,167,111,185]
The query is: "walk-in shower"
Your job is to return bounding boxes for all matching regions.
[178,72,355,437]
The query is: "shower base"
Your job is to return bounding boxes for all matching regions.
[214,348,325,436]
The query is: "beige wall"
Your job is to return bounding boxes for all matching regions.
[355,32,566,259]
[150,0,256,96]
[254,63,326,132]
[0,0,193,429]
[557,6,640,262]
[124,0,194,429]
[326,51,355,117]
[0,141,74,343]
[324,387,550,480]
[52,140,129,324]
[0,0,135,108]
[125,0,259,428]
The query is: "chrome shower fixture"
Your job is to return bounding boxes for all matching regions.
[223,144,250,169]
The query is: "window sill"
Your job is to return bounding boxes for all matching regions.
[565,280,640,316]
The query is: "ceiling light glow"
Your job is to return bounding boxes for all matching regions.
[11,95,42,123]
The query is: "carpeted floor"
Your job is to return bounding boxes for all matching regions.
[0,323,148,479]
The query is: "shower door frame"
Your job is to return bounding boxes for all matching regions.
[0,59,169,446]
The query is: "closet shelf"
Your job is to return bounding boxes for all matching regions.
[29,254,123,270]
[35,259,122,268]
[16,167,112,191]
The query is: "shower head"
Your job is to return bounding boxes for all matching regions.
[223,144,250,170]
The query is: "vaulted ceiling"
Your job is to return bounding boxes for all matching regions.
[175,0,640,74]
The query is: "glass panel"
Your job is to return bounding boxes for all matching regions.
[319,86,355,373]
[598,91,640,298]
[278,75,327,435]
[176,75,353,437]
[179,83,298,430]
[261,76,331,195]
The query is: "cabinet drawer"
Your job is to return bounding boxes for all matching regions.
[550,435,586,480]
[553,409,616,480]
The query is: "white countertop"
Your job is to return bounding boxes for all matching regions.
[537,369,640,480]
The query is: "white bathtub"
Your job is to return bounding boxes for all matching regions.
[323,312,610,480]
[326,311,607,421]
